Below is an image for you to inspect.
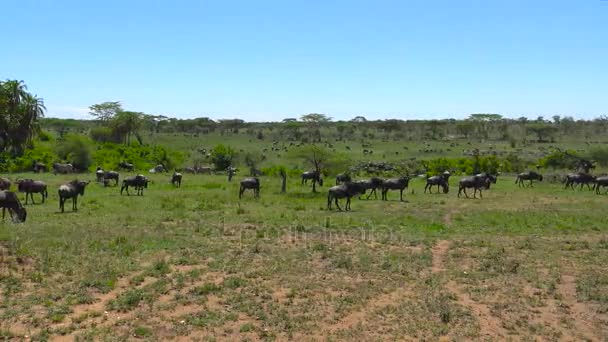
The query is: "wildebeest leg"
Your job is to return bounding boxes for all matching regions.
[239,187,244,199]
[60,197,64,213]
[327,194,332,209]
[2,208,5,220]
[30,192,35,204]
[478,188,483,198]
[464,188,469,198]
[335,198,342,211]
[73,197,78,211]
[400,189,403,201]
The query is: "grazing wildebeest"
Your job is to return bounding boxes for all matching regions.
[563,173,595,190]
[301,170,323,186]
[118,161,134,171]
[593,176,608,194]
[58,180,90,213]
[183,167,197,174]
[381,176,410,201]
[152,164,166,173]
[354,177,384,199]
[475,173,498,189]
[239,177,260,199]
[196,166,213,174]
[0,177,11,191]
[16,179,48,204]
[425,175,449,194]
[515,171,543,188]
[458,174,493,198]
[335,173,352,185]
[327,182,366,211]
[33,161,47,173]
[0,191,27,222]
[52,163,74,175]
[103,171,120,186]
[120,175,148,196]
[171,172,182,187]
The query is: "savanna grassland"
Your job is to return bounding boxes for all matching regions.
[1,169,607,341]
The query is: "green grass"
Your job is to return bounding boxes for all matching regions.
[0,170,607,340]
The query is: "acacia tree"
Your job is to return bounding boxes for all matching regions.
[88,101,123,122]
[291,144,331,192]
[301,113,331,142]
[111,111,143,145]
[0,80,46,155]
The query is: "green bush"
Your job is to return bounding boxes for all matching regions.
[211,144,235,171]
[55,134,94,171]
[10,145,58,172]
[588,147,608,167]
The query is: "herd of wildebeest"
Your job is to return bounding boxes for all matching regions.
[1,159,608,222]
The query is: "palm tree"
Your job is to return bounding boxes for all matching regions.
[0,80,45,154]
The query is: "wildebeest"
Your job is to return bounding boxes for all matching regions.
[196,166,213,174]
[563,173,595,190]
[151,164,166,173]
[239,177,260,198]
[354,177,384,199]
[104,171,120,186]
[335,173,352,185]
[381,176,410,201]
[227,166,237,181]
[95,167,105,183]
[32,161,47,173]
[593,176,608,194]
[0,177,11,191]
[301,170,323,186]
[120,175,148,196]
[327,182,366,211]
[458,174,493,198]
[52,163,74,175]
[171,172,182,187]
[58,180,90,213]
[515,171,543,187]
[183,167,196,174]
[118,161,134,171]
[0,191,27,222]
[475,173,498,189]
[425,175,449,194]
[16,179,48,204]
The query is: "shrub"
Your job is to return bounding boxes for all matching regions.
[55,134,94,171]
[211,144,235,171]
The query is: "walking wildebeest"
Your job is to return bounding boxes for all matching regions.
[118,161,134,171]
[58,180,90,213]
[171,172,182,187]
[227,166,237,181]
[52,163,74,175]
[458,174,493,198]
[120,175,148,196]
[593,176,608,194]
[95,167,105,183]
[301,170,323,186]
[327,182,366,211]
[16,179,48,204]
[425,175,449,194]
[0,177,11,191]
[515,171,543,188]
[563,173,595,190]
[335,173,352,185]
[354,177,384,199]
[239,177,260,198]
[475,173,498,189]
[0,191,27,222]
[381,176,410,201]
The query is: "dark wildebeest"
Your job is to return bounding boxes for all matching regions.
[563,173,595,190]
[0,191,27,222]
[458,174,494,198]
[152,164,166,173]
[354,177,384,199]
[95,167,105,183]
[183,167,197,174]
[301,170,324,186]
[327,182,366,211]
[52,163,74,175]
[196,166,213,174]
[58,180,90,213]
[0,177,11,191]
[335,173,352,185]
[239,177,260,199]
[475,173,498,189]
[120,175,148,196]
[515,171,543,188]
[118,161,134,171]
[425,175,449,194]
[381,176,410,201]
[171,172,182,187]
[33,161,47,173]
[593,176,608,194]
[16,179,48,204]
[103,171,120,186]
[227,166,237,181]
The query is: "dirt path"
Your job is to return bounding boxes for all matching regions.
[558,274,600,341]
[431,240,450,273]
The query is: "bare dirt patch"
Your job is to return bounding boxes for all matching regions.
[431,240,450,273]
[558,274,600,341]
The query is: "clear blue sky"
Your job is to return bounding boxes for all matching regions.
[3,0,607,121]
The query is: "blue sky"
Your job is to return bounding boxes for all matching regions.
[3,0,607,121]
